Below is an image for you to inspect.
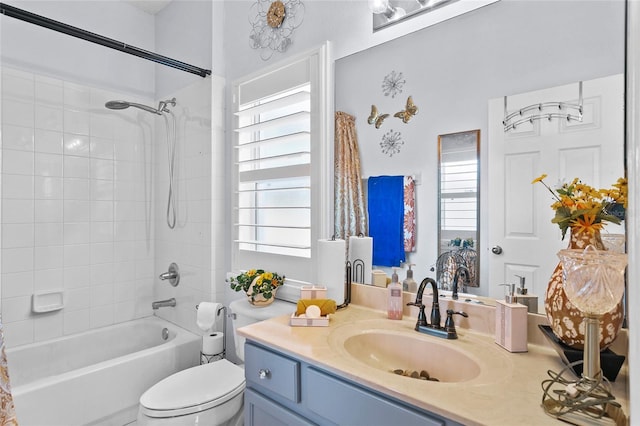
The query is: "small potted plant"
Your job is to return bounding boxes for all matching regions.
[229,269,285,306]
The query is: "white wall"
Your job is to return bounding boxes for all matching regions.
[154,0,213,98]
[0,0,156,99]
[151,0,221,335]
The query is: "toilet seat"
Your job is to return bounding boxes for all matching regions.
[139,359,245,418]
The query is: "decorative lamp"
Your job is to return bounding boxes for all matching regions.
[558,245,627,380]
[541,244,627,424]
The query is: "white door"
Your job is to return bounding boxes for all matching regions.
[487,74,624,311]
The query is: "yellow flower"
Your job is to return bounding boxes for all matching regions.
[531,174,548,184]
[247,269,257,276]
[570,213,604,235]
[534,173,625,239]
[262,272,273,281]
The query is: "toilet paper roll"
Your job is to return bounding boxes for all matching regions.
[348,236,373,284]
[196,302,221,331]
[202,332,224,356]
[316,238,346,303]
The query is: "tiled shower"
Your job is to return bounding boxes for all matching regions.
[1,66,158,345]
[1,1,226,351]
[1,64,224,346]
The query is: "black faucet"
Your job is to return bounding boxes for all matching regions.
[451,265,470,300]
[407,277,467,339]
[407,277,439,328]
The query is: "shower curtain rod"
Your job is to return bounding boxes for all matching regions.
[0,2,211,78]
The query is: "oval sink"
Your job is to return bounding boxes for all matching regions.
[343,331,481,383]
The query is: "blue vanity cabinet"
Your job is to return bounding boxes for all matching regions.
[244,341,462,426]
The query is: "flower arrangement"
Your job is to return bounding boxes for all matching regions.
[531,174,627,239]
[229,269,285,302]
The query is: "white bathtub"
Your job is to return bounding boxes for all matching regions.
[6,316,200,426]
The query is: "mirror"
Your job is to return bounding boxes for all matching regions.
[436,130,480,291]
[334,0,625,305]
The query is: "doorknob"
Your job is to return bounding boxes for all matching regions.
[491,245,503,255]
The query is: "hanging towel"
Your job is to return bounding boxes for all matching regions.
[404,176,416,252]
[368,176,405,267]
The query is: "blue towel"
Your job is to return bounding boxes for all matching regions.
[367,176,405,267]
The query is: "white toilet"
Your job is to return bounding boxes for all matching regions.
[136,298,294,425]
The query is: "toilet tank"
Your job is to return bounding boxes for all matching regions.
[230,299,295,361]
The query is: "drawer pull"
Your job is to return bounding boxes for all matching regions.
[258,368,271,380]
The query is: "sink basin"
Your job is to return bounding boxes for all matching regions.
[343,331,481,383]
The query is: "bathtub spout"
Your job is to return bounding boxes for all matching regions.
[152,298,176,310]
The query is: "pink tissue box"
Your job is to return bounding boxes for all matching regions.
[289,313,330,327]
[300,285,327,299]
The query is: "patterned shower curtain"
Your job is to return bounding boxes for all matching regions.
[0,323,17,425]
[334,112,367,240]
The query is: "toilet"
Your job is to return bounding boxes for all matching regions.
[136,298,294,425]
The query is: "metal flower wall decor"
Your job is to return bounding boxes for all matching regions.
[382,70,406,98]
[380,129,404,157]
[249,0,305,61]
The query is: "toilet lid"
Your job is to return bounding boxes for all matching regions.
[140,359,245,417]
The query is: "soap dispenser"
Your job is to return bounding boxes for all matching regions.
[387,268,403,320]
[514,275,538,314]
[495,284,528,353]
[402,263,417,292]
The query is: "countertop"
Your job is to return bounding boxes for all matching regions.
[238,303,629,426]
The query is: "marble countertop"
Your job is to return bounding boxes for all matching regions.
[238,303,629,426]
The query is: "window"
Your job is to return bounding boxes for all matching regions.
[232,45,331,283]
[437,129,480,255]
[440,158,478,232]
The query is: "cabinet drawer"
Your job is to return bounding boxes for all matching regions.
[306,367,445,426]
[245,343,301,403]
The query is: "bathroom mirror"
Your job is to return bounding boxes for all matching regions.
[436,130,479,290]
[334,0,626,306]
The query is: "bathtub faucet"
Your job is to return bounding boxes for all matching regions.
[152,298,176,310]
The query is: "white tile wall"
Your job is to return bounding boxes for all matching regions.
[152,76,224,335]
[1,66,156,346]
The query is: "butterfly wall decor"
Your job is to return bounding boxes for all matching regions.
[367,105,389,129]
[394,96,418,123]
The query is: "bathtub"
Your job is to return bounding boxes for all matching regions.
[6,316,200,426]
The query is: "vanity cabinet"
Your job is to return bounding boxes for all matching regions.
[244,341,462,426]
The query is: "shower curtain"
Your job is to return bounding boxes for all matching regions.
[334,112,367,240]
[0,323,17,426]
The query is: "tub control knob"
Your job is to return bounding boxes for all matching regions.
[258,369,271,380]
[159,262,180,286]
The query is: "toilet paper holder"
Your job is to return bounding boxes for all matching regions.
[196,303,228,364]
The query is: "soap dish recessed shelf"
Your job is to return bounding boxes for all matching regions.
[32,291,64,313]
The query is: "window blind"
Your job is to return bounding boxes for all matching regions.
[234,79,312,258]
[440,159,478,231]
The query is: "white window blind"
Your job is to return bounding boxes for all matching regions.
[440,159,478,232]
[236,85,312,257]
[232,45,331,284]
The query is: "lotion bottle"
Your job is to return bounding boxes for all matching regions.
[402,263,417,293]
[495,284,528,352]
[514,275,538,314]
[387,268,403,320]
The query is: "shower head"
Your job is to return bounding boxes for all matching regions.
[105,100,161,115]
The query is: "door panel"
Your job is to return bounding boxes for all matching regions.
[488,74,624,311]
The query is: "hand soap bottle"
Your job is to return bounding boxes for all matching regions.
[514,275,538,314]
[402,263,417,292]
[495,284,528,352]
[387,268,403,320]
